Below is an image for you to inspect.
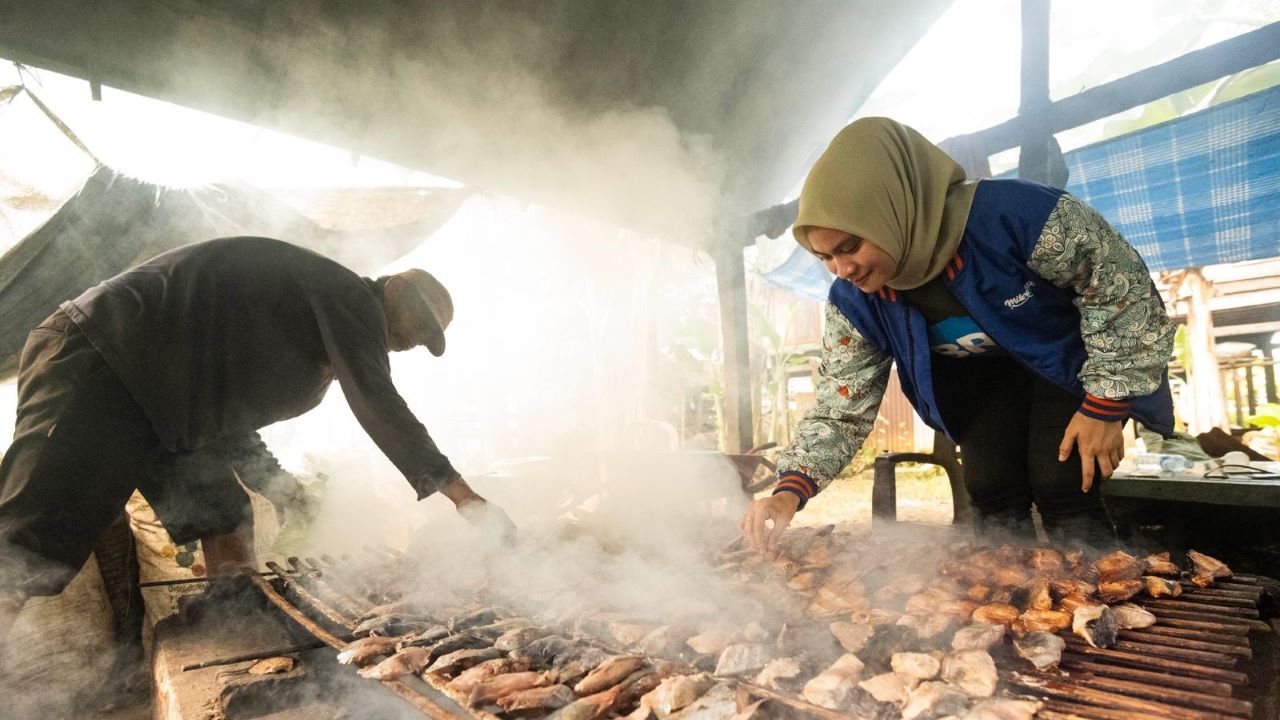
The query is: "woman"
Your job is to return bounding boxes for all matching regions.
[740,118,1174,553]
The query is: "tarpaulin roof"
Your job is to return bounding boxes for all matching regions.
[762,86,1280,299]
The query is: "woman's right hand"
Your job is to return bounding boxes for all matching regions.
[738,492,801,556]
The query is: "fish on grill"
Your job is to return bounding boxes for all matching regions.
[970,603,1019,626]
[801,654,864,710]
[639,672,717,717]
[575,656,647,695]
[1142,551,1180,576]
[1048,579,1096,599]
[637,625,691,657]
[964,584,993,603]
[494,625,553,651]
[1188,550,1232,587]
[1012,631,1064,670]
[713,643,774,678]
[754,657,803,690]
[336,636,401,666]
[354,613,436,638]
[497,684,578,712]
[890,652,940,680]
[549,645,612,685]
[1023,577,1053,612]
[1097,578,1144,603]
[1072,603,1118,648]
[468,618,534,640]
[550,683,626,720]
[858,671,918,707]
[1056,594,1096,613]
[951,623,1006,651]
[426,647,504,675]
[685,628,737,656]
[1028,548,1065,577]
[357,646,432,680]
[829,620,873,653]
[450,607,504,631]
[1111,602,1156,629]
[940,649,998,697]
[407,632,489,662]
[1012,609,1071,634]
[902,681,970,720]
[512,634,574,665]
[447,657,534,693]
[611,621,659,646]
[468,671,553,707]
[394,625,451,650]
[1095,551,1143,581]
[1143,575,1182,598]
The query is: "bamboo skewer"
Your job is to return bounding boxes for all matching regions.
[181,639,330,671]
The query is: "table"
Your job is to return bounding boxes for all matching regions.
[1104,472,1280,508]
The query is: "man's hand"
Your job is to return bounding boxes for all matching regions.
[1058,412,1125,492]
[738,493,800,556]
[442,476,517,543]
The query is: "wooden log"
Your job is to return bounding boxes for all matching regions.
[1133,624,1251,647]
[1008,671,1227,720]
[1144,609,1258,632]
[282,557,373,620]
[1056,673,1253,716]
[1160,591,1258,608]
[1119,629,1252,659]
[264,560,357,632]
[1061,645,1249,684]
[241,569,475,720]
[1041,700,1169,720]
[1064,635,1238,668]
[1058,659,1235,696]
[1141,598,1259,618]
[1180,585,1263,602]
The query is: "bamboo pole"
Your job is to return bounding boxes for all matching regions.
[1058,658,1235,696]
[1118,629,1251,658]
[1061,644,1248,684]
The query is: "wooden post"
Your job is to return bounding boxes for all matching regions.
[1264,335,1278,404]
[1182,269,1228,433]
[713,244,754,454]
[1017,0,1052,184]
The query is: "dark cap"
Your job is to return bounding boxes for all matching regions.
[401,269,453,356]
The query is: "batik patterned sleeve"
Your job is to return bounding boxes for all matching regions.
[773,301,893,509]
[1027,193,1176,422]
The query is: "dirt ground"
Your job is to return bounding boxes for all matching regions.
[787,465,956,529]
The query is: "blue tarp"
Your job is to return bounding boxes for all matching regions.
[762,85,1280,298]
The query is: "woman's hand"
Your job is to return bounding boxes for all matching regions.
[1058,413,1125,492]
[738,493,800,556]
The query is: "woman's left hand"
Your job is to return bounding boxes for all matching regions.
[1058,413,1125,492]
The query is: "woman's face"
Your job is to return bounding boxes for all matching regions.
[806,227,898,293]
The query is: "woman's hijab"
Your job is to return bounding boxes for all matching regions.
[793,117,978,290]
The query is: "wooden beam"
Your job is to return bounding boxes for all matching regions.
[713,244,754,453]
[945,22,1280,156]
[1017,0,1052,184]
[1181,268,1229,433]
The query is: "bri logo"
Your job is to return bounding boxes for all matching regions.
[1004,281,1035,309]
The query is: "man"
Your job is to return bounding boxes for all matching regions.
[0,236,512,647]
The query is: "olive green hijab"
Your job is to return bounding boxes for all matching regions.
[793,117,979,290]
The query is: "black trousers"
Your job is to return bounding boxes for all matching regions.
[0,309,253,596]
[932,354,1117,549]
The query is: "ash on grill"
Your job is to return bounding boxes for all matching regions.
[247,533,1274,720]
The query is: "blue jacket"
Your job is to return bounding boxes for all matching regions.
[828,179,1175,437]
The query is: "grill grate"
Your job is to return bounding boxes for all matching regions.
[243,546,1273,720]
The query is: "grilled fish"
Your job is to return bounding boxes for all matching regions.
[1142,551,1180,576]
[970,603,1019,626]
[512,634,574,665]
[1095,551,1142,582]
[337,636,401,666]
[1097,579,1144,604]
[468,671,552,707]
[939,649,998,697]
[497,684,577,712]
[1013,631,1064,671]
[1188,550,1232,587]
[1143,575,1182,598]
[801,654,864,710]
[426,647,504,675]
[1111,603,1156,629]
[890,652,940,680]
[1072,603,1118,648]
[494,625,553,651]
[575,656,647,695]
[448,658,533,693]
[1013,609,1072,634]
[950,623,1006,651]
[357,646,432,680]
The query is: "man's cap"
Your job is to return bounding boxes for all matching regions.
[401,269,453,356]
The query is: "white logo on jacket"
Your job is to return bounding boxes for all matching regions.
[1004,281,1036,309]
